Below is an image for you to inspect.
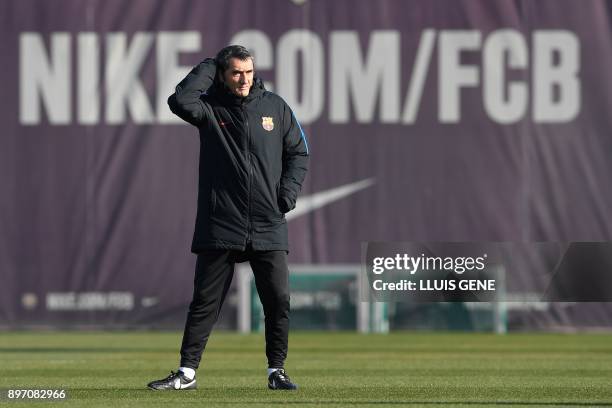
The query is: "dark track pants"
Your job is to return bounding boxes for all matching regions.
[179,248,290,369]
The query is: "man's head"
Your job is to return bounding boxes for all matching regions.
[215,45,254,98]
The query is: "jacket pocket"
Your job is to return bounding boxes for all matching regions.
[274,181,283,215]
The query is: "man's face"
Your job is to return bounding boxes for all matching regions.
[222,57,254,97]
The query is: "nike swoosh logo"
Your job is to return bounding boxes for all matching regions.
[286,178,375,221]
[175,378,196,390]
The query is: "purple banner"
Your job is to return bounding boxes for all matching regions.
[2,0,612,329]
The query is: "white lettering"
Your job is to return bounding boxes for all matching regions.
[105,32,155,124]
[17,29,582,126]
[20,32,71,124]
[276,30,324,124]
[439,30,481,123]
[533,30,580,122]
[330,31,400,123]
[483,29,528,124]
[402,29,436,124]
[78,33,100,124]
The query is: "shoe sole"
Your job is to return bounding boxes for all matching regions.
[147,385,197,391]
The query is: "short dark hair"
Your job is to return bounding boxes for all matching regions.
[215,45,253,74]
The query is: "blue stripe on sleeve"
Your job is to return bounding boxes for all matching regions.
[292,112,309,155]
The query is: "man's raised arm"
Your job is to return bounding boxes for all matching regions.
[168,58,217,126]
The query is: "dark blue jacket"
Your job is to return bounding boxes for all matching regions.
[168,59,309,252]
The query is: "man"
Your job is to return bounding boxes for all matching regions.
[147,45,309,391]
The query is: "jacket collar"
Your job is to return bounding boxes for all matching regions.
[210,77,265,106]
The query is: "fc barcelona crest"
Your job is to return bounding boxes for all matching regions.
[261,116,274,131]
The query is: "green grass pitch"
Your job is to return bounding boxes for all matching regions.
[1,331,611,407]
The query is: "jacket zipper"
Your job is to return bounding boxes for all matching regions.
[242,104,253,246]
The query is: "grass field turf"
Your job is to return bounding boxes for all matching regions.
[0,332,611,407]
